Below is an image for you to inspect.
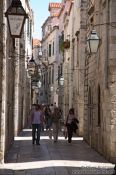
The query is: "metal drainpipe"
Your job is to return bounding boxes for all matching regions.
[104,0,109,88]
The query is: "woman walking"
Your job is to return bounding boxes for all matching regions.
[65,108,79,143]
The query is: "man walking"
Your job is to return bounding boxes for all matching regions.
[31,104,43,145]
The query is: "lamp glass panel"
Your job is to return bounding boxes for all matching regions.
[37,81,41,88]
[60,77,64,86]
[9,7,24,14]
[89,39,99,53]
[51,86,53,92]
[8,15,24,36]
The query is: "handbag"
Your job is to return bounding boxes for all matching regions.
[71,118,78,133]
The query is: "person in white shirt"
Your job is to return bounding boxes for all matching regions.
[31,104,43,145]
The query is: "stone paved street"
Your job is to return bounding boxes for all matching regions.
[0,129,114,175]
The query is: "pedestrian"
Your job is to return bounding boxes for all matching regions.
[65,108,79,143]
[40,105,45,131]
[52,107,61,142]
[45,105,53,139]
[31,104,43,145]
[28,104,36,128]
[44,105,52,130]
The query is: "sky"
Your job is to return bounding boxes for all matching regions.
[29,0,61,40]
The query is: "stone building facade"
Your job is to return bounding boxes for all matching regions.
[0,0,32,163]
[84,0,116,163]
[60,0,87,136]
[41,3,62,106]
[0,0,7,163]
[62,0,74,119]
[14,0,33,136]
[32,39,42,104]
[41,0,87,135]
[71,0,87,136]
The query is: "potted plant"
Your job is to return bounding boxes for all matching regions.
[63,39,70,49]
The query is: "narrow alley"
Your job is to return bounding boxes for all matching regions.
[0,129,114,175]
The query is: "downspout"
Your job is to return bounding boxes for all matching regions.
[104,0,109,88]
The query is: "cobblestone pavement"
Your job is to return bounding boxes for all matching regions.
[0,129,115,175]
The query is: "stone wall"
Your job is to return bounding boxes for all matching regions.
[108,0,116,163]
[77,0,87,136]
[84,0,116,163]
[0,0,32,164]
[0,0,15,163]
[72,0,87,136]
[0,0,5,164]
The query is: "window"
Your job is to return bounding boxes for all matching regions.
[58,66,60,85]
[49,44,51,57]
[41,75,43,87]
[46,72,48,84]
[44,74,45,85]
[49,68,51,84]
[30,21,32,41]
[52,66,54,84]
[27,19,30,36]
[60,64,63,75]
[53,41,54,55]
[59,32,64,53]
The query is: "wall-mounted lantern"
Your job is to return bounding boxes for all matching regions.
[5,0,28,38]
[37,81,42,88]
[87,29,100,53]
[59,76,64,86]
[50,86,54,92]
